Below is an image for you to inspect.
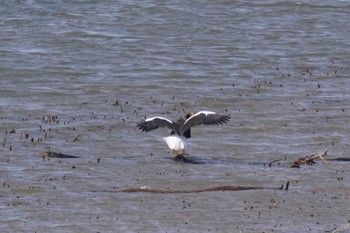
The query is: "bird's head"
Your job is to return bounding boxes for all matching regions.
[185,112,195,119]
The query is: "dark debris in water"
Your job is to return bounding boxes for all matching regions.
[42,151,79,159]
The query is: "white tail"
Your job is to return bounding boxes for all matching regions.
[162,135,185,151]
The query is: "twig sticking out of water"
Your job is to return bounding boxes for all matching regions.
[279,181,290,191]
[112,99,124,112]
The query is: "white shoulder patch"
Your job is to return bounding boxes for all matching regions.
[184,111,216,124]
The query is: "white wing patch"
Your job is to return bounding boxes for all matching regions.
[145,116,172,123]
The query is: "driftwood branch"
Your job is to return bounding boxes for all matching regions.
[290,148,328,168]
[331,223,350,233]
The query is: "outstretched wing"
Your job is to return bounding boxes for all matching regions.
[181,111,230,134]
[137,117,173,132]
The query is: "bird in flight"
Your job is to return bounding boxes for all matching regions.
[137,111,230,157]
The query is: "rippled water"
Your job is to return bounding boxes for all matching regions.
[1,1,350,232]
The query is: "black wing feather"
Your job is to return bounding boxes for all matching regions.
[137,117,173,132]
[202,114,230,125]
[181,112,230,134]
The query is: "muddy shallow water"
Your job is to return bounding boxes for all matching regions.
[1,1,350,232]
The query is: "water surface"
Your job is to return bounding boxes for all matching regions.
[1,1,350,232]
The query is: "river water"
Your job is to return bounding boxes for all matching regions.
[1,1,350,232]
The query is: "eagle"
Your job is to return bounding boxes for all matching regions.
[137,111,230,157]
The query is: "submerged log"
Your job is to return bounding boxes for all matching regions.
[117,186,264,193]
[329,157,350,162]
[106,181,290,194]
